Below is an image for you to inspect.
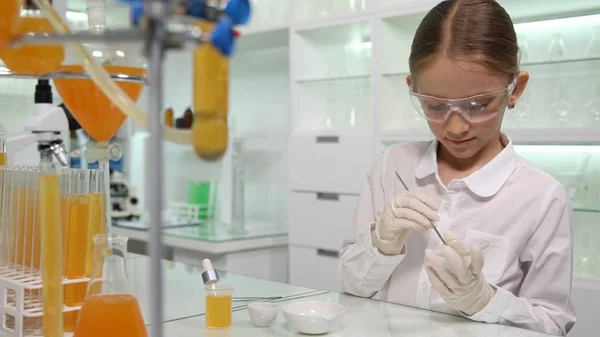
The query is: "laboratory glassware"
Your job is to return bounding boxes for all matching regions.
[73,234,148,337]
[546,32,566,61]
[550,81,572,126]
[586,25,600,58]
[0,0,21,53]
[205,283,235,328]
[0,0,65,75]
[39,147,64,337]
[0,130,6,165]
[230,140,246,233]
[517,33,531,63]
[583,79,600,124]
[193,18,230,160]
[512,88,532,126]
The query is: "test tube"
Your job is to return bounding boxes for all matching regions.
[0,130,7,166]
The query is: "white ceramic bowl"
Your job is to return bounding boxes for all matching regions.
[248,302,279,327]
[282,301,345,335]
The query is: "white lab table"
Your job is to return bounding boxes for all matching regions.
[126,255,316,325]
[114,221,289,283]
[155,268,550,337]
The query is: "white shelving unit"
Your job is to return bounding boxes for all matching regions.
[287,1,600,335]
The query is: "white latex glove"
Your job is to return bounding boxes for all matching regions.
[372,191,439,256]
[425,232,496,316]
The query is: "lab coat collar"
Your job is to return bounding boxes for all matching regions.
[415,134,517,198]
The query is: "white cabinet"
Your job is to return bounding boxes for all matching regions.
[289,134,375,194]
[289,245,341,292]
[289,192,359,252]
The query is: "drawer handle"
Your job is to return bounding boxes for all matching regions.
[316,136,339,143]
[317,192,339,201]
[317,249,339,258]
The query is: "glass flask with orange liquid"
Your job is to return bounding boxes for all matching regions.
[54,0,146,143]
[73,234,147,337]
[193,19,230,161]
[0,0,65,75]
[0,0,21,53]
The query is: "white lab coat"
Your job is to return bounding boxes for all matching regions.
[338,137,576,336]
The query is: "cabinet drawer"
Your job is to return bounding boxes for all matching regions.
[289,134,375,194]
[289,245,340,293]
[289,192,359,252]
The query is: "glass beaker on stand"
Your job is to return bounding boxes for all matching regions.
[73,234,147,337]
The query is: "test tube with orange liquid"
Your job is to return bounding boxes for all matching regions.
[64,170,91,324]
[39,149,64,337]
[0,130,7,166]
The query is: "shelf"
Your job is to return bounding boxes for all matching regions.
[575,208,600,214]
[292,0,374,27]
[378,0,600,22]
[236,26,289,53]
[295,74,370,84]
[507,128,600,144]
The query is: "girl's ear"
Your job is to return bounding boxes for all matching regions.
[510,71,530,108]
[406,75,413,87]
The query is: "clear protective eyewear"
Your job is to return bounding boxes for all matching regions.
[409,78,517,123]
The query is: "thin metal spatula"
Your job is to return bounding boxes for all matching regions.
[395,171,447,246]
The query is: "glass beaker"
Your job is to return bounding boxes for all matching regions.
[73,234,147,337]
[205,283,234,329]
[517,33,531,63]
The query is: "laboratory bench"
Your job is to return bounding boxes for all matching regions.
[113,222,289,283]
[125,255,550,337]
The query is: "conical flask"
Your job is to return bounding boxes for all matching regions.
[73,234,148,337]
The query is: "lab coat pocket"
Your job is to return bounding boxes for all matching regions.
[464,228,510,282]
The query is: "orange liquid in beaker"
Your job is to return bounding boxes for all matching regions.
[206,294,233,328]
[1,17,65,75]
[0,0,21,53]
[0,153,7,166]
[54,65,146,142]
[74,294,148,337]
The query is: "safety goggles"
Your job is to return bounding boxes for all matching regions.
[408,78,517,123]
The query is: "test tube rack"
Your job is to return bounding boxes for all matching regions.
[0,267,87,337]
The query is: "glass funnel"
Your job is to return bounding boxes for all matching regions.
[546,32,566,61]
[0,0,21,53]
[73,234,148,337]
[53,0,147,143]
[1,0,65,75]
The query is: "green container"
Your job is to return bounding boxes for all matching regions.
[187,181,219,220]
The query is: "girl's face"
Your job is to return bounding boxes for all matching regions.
[407,55,528,160]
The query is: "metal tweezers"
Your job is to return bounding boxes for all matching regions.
[395,171,447,245]
[232,296,283,302]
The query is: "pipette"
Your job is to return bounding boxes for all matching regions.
[395,171,447,245]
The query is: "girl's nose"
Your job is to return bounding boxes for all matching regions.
[445,111,470,136]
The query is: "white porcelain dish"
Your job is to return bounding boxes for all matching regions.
[248,302,279,327]
[282,301,345,334]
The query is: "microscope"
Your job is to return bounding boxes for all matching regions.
[0,79,70,166]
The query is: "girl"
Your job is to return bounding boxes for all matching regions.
[338,0,575,335]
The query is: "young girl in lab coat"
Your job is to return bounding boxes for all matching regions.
[338,0,575,335]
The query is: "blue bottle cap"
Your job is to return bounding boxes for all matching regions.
[211,17,236,56]
[225,0,251,25]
